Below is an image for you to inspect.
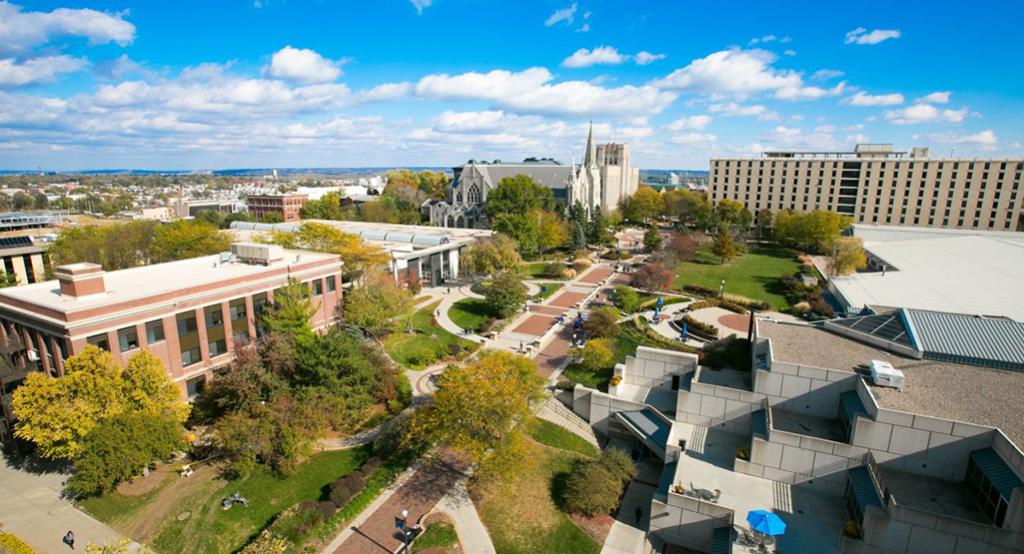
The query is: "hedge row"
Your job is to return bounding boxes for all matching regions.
[680,315,719,338]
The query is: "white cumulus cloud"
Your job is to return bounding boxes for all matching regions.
[708,102,778,120]
[845,27,900,45]
[0,55,86,86]
[634,51,666,65]
[651,49,801,97]
[264,46,342,84]
[847,91,904,106]
[665,115,712,131]
[561,46,628,68]
[0,1,135,54]
[409,0,432,14]
[884,104,967,125]
[917,91,950,104]
[925,130,997,146]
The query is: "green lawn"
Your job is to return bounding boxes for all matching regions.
[448,298,498,332]
[80,448,369,554]
[522,262,568,279]
[413,521,458,552]
[534,282,564,301]
[478,442,600,554]
[674,245,800,310]
[384,300,478,369]
[523,417,599,457]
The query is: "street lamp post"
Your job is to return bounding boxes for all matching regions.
[395,509,410,553]
[719,279,726,298]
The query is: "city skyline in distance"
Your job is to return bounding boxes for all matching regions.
[0,0,1022,171]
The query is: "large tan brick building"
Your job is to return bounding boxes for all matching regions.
[709,144,1023,231]
[0,243,342,441]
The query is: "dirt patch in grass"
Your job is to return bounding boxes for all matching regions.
[569,512,615,544]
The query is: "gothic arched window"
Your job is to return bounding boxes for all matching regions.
[467,184,481,204]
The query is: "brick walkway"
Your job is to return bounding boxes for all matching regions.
[512,314,558,336]
[335,455,465,554]
[534,326,573,378]
[578,266,613,284]
[548,290,590,308]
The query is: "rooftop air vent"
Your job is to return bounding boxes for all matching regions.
[869,359,905,391]
[230,243,284,266]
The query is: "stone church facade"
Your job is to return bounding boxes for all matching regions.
[426,125,639,228]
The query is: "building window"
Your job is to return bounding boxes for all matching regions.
[117,327,139,352]
[177,312,201,367]
[146,320,165,344]
[86,333,110,352]
[229,298,248,345]
[186,376,206,400]
[326,275,337,292]
[253,293,269,338]
[205,305,227,359]
[312,279,323,296]
[467,184,481,204]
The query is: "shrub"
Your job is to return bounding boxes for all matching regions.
[683,284,717,297]
[571,338,615,372]
[269,502,323,543]
[612,286,641,313]
[563,449,638,516]
[0,532,35,554]
[583,307,620,338]
[318,500,338,520]
[448,342,463,357]
[328,473,365,506]
[545,261,568,278]
[572,258,592,272]
[484,271,527,318]
[240,531,289,554]
[633,261,674,292]
[362,456,382,475]
[681,315,718,338]
[792,301,811,314]
[809,296,835,318]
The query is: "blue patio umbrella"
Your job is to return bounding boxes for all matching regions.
[681,321,687,339]
[746,510,786,536]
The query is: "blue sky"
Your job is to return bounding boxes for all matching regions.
[0,0,1021,170]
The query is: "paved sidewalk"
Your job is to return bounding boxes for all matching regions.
[0,455,137,553]
[600,481,656,554]
[434,478,496,554]
[331,454,465,554]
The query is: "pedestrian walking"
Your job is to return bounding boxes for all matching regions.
[634,506,643,525]
[63,530,75,550]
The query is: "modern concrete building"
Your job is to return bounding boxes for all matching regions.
[825,225,1024,321]
[229,220,493,286]
[426,124,639,228]
[246,193,308,222]
[0,237,47,286]
[709,144,1023,231]
[0,243,342,442]
[567,317,1024,553]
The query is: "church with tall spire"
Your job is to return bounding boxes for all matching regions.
[426,124,640,228]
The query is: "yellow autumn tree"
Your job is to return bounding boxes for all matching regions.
[13,346,189,460]
[263,222,389,277]
[411,351,543,480]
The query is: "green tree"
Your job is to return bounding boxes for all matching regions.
[623,187,664,224]
[568,202,588,250]
[150,220,231,263]
[411,351,543,480]
[711,199,752,229]
[342,270,415,336]
[263,279,316,338]
[484,175,556,220]
[483,271,527,318]
[774,210,852,253]
[710,226,738,264]
[643,226,662,253]
[828,237,868,276]
[571,338,615,372]
[663,189,711,227]
[460,235,522,276]
[536,210,570,254]
[756,208,774,240]
[66,411,183,497]
[612,286,641,313]
[587,210,614,246]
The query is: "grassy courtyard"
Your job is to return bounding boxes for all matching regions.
[477,423,601,554]
[384,300,477,369]
[448,298,498,332]
[534,282,564,300]
[79,448,369,554]
[673,245,800,310]
[522,262,568,279]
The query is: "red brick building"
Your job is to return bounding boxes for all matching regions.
[0,243,342,439]
[246,193,308,222]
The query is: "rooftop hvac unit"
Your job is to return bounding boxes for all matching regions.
[869,359,904,391]
[230,243,284,265]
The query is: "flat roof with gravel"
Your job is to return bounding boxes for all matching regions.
[757,319,1024,448]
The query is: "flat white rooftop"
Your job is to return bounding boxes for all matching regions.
[0,249,338,315]
[830,234,1024,321]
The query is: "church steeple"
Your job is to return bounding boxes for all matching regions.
[584,121,596,168]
